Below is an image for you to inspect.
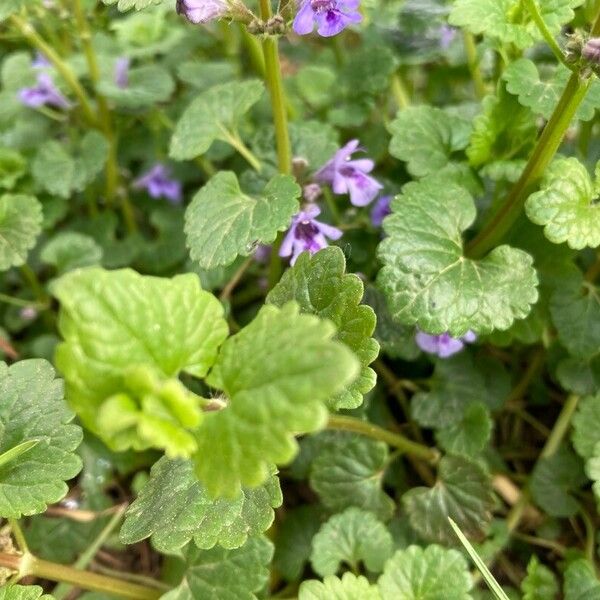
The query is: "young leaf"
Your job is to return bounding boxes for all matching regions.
[435,403,493,458]
[530,445,587,517]
[185,171,300,270]
[563,559,600,600]
[0,586,54,600]
[40,232,103,274]
[267,247,379,410]
[402,455,494,544]
[526,158,600,249]
[299,573,382,600]
[310,507,393,577]
[378,544,473,600]
[120,457,282,552]
[0,194,42,271]
[170,80,264,160]
[521,556,559,600]
[161,536,273,600]
[193,303,359,498]
[0,359,82,518]
[377,176,538,336]
[309,434,395,521]
[52,268,228,446]
[389,106,471,177]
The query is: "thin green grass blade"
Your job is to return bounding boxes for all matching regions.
[0,439,40,469]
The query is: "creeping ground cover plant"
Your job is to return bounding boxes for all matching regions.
[7,1,600,599]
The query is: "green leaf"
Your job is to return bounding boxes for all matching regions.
[572,394,600,461]
[563,559,600,600]
[550,274,600,359]
[170,80,264,160]
[41,232,103,274]
[585,441,600,510]
[161,536,273,600]
[449,0,583,49]
[120,456,282,552]
[0,586,54,600]
[267,247,379,410]
[101,0,167,12]
[521,556,559,600]
[309,434,394,521]
[0,360,82,518]
[274,506,324,582]
[299,573,381,600]
[526,158,600,249]
[52,268,228,446]
[402,455,494,544]
[185,171,299,270]
[98,65,174,109]
[0,194,42,271]
[530,445,587,517]
[436,403,493,458]
[193,303,359,497]
[377,175,539,336]
[389,106,471,177]
[378,544,473,600]
[0,147,26,190]
[310,507,393,577]
[503,59,600,122]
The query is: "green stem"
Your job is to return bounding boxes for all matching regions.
[0,293,47,310]
[462,32,486,99]
[10,14,97,126]
[8,519,29,553]
[523,0,573,70]
[541,394,579,459]
[327,414,440,463]
[223,128,263,172]
[240,24,266,77]
[390,71,411,111]
[0,551,163,600]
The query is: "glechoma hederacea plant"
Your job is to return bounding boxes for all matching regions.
[5,0,600,599]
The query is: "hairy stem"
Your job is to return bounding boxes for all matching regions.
[327,414,440,463]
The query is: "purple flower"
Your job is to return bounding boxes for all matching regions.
[293,0,362,37]
[176,0,228,23]
[315,140,382,207]
[32,52,51,69]
[371,195,391,227]
[439,24,457,49]
[415,330,476,358]
[114,57,130,89]
[280,205,342,265]
[133,164,182,204]
[18,73,71,110]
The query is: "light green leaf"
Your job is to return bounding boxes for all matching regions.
[378,545,473,600]
[572,394,600,461]
[389,106,471,177]
[310,507,393,577]
[530,445,586,517]
[0,147,26,189]
[563,559,600,600]
[377,176,539,336]
[193,303,359,498]
[402,455,494,544]
[41,232,103,274]
[309,434,394,521]
[185,171,299,270]
[526,158,600,249]
[0,586,54,600]
[52,268,228,445]
[120,457,282,552]
[0,194,42,271]
[0,360,82,518]
[503,59,600,122]
[161,536,273,600]
[449,0,584,49]
[521,556,559,600]
[436,403,493,458]
[170,80,264,160]
[267,247,378,410]
[299,573,381,600]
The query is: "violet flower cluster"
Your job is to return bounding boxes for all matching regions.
[415,330,476,358]
[133,164,182,204]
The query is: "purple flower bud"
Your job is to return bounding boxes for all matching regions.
[18,73,72,110]
[254,244,272,264]
[315,139,382,207]
[19,306,38,321]
[114,57,130,89]
[176,0,229,24]
[303,183,322,203]
[415,330,476,358]
[439,24,456,49]
[583,38,600,64]
[370,195,391,227]
[293,0,362,37]
[280,204,342,265]
[32,52,51,69]
[133,164,182,204]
